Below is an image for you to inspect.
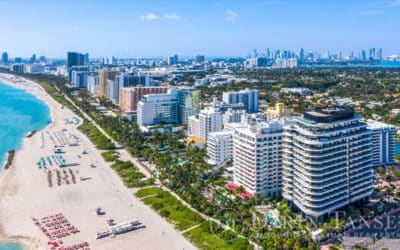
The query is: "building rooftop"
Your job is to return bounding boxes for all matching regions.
[366,120,396,129]
[303,106,355,123]
[186,135,206,144]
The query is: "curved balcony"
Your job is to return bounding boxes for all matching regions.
[292,197,349,217]
[293,192,348,209]
[293,173,347,191]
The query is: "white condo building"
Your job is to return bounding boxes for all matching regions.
[282,107,373,220]
[188,100,223,140]
[207,131,234,167]
[367,120,396,167]
[137,89,179,126]
[232,120,288,197]
[222,108,246,127]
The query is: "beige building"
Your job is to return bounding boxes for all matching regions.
[98,69,119,97]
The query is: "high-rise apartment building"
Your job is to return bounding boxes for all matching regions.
[188,100,223,140]
[207,131,234,167]
[108,79,120,104]
[87,74,99,95]
[367,120,396,167]
[137,89,179,126]
[233,120,287,197]
[116,72,149,88]
[120,86,169,112]
[69,66,89,84]
[282,107,372,221]
[222,88,259,113]
[98,69,119,97]
[177,88,201,124]
[67,52,85,67]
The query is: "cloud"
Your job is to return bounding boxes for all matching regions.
[387,0,400,6]
[140,13,160,21]
[164,13,181,21]
[225,10,239,21]
[359,10,384,15]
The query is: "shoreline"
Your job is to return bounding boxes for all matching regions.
[0,76,53,171]
[0,74,51,249]
[0,74,195,250]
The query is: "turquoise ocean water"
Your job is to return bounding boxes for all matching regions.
[0,82,50,249]
[0,243,23,250]
[0,82,51,169]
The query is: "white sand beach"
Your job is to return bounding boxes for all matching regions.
[0,74,196,250]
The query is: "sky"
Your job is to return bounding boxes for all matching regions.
[0,0,399,58]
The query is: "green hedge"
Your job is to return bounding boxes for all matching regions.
[135,187,163,198]
[142,190,204,230]
[111,161,153,187]
[183,222,252,250]
[101,151,119,162]
[78,121,115,150]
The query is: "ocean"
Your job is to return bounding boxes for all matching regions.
[0,243,23,250]
[0,82,51,169]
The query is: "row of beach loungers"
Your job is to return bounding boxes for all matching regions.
[32,213,80,240]
[47,168,77,187]
[37,155,66,169]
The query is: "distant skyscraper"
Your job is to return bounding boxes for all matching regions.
[369,48,376,60]
[299,48,305,60]
[84,53,89,64]
[39,56,46,63]
[378,48,383,60]
[167,54,178,65]
[1,52,8,64]
[195,55,205,63]
[30,54,36,64]
[266,48,271,59]
[14,57,22,63]
[361,50,367,61]
[67,52,85,67]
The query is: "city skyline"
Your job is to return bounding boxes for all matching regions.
[0,0,399,58]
